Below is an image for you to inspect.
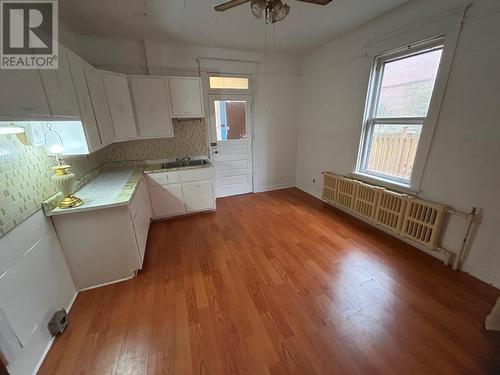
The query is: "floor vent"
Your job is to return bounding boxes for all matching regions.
[401,198,445,249]
[375,189,407,232]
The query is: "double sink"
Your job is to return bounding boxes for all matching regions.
[160,159,210,170]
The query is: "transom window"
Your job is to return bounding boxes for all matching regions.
[209,76,249,90]
[357,41,444,186]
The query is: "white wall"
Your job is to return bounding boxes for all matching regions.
[0,211,76,374]
[296,0,500,287]
[73,36,302,193]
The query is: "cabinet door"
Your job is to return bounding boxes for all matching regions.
[133,191,150,267]
[84,64,115,145]
[182,180,214,213]
[102,73,137,140]
[149,184,186,218]
[39,45,80,116]
[167,77,204,118]
[129,77,173,138]
[66,50,102,152]
[0,70,50,117]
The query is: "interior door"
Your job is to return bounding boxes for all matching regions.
[209,94,253,197]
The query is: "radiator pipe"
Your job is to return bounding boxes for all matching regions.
[452,207,477,270]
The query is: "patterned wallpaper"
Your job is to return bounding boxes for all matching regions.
[103,119,208,162]
[0,119,207,237]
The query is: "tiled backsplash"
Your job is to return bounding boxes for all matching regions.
[0,119,207,237]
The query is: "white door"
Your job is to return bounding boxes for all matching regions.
[209,94,253,197]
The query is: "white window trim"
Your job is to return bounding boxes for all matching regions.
[354,33,458,192]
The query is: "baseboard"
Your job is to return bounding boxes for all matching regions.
[31,291,78,375]
[254,182,296,193]
[78,275,135,292]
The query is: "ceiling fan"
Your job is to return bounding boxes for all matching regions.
[215,0,332,24]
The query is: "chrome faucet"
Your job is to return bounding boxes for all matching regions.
[176,154,191,165]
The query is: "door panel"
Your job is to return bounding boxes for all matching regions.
[182,181,214,212]
[129,77,173,138]
[149,184,185,218]
[66,50,102,151]
[209,95,253,198]
[84,64,115,145]
[102,73,137,140]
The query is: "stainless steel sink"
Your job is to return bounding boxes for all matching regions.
[161,159,209,169]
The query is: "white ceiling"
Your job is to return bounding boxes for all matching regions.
[60,0,411,54]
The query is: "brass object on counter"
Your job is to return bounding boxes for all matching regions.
[51,165,84,209]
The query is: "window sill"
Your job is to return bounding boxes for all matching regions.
[349,172,420,195]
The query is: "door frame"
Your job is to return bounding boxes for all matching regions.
[207,93,254,197]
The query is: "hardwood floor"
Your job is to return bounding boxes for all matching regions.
[40,188,500,374]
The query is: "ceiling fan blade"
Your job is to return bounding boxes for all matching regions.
[295,0,332,5]
[215,0,251,11]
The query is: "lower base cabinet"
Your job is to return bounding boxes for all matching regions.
[147,167,215,219]
[52,177,151,290]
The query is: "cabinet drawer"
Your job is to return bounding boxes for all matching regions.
[147,171,181,186]
[180,168,212,183]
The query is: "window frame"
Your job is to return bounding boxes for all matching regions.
[355,37,448,191]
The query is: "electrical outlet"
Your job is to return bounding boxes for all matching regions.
[312,178,316,184]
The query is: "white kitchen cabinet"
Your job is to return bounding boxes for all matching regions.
[129,76,173,138]
[130,178,152,267]
[146,166,215,219]
[166,77,204,118]
[149,184,186,218]
[66,49,102,152]
[0,70,50,117]
[102,72,137,140]
[84,63,115,146]
[52,177,152,290]
[183,180,214,213]
[39,45,80,116]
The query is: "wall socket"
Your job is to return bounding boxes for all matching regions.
[312,178,316,184]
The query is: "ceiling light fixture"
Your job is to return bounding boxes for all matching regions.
[251,0,290,24]
[215,0,331,24]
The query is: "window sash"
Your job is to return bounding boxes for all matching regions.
[359,118,424,184]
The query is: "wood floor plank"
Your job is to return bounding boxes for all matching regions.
[39,188,500,375]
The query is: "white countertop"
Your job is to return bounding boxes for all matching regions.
[45,167,142,216]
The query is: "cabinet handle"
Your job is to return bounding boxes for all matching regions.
[22,106,34,111]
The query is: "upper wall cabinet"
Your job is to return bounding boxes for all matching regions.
[166,77,204,118]
[102,72,138,140]
[39,44,80,117]
[0,70,50,118]
[129,76,173,139]
[66,49,102,152]
[84,63,115,146]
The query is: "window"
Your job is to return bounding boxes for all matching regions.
[214,100,247,140]
[357,41,444,186]
[209,76,249,90]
